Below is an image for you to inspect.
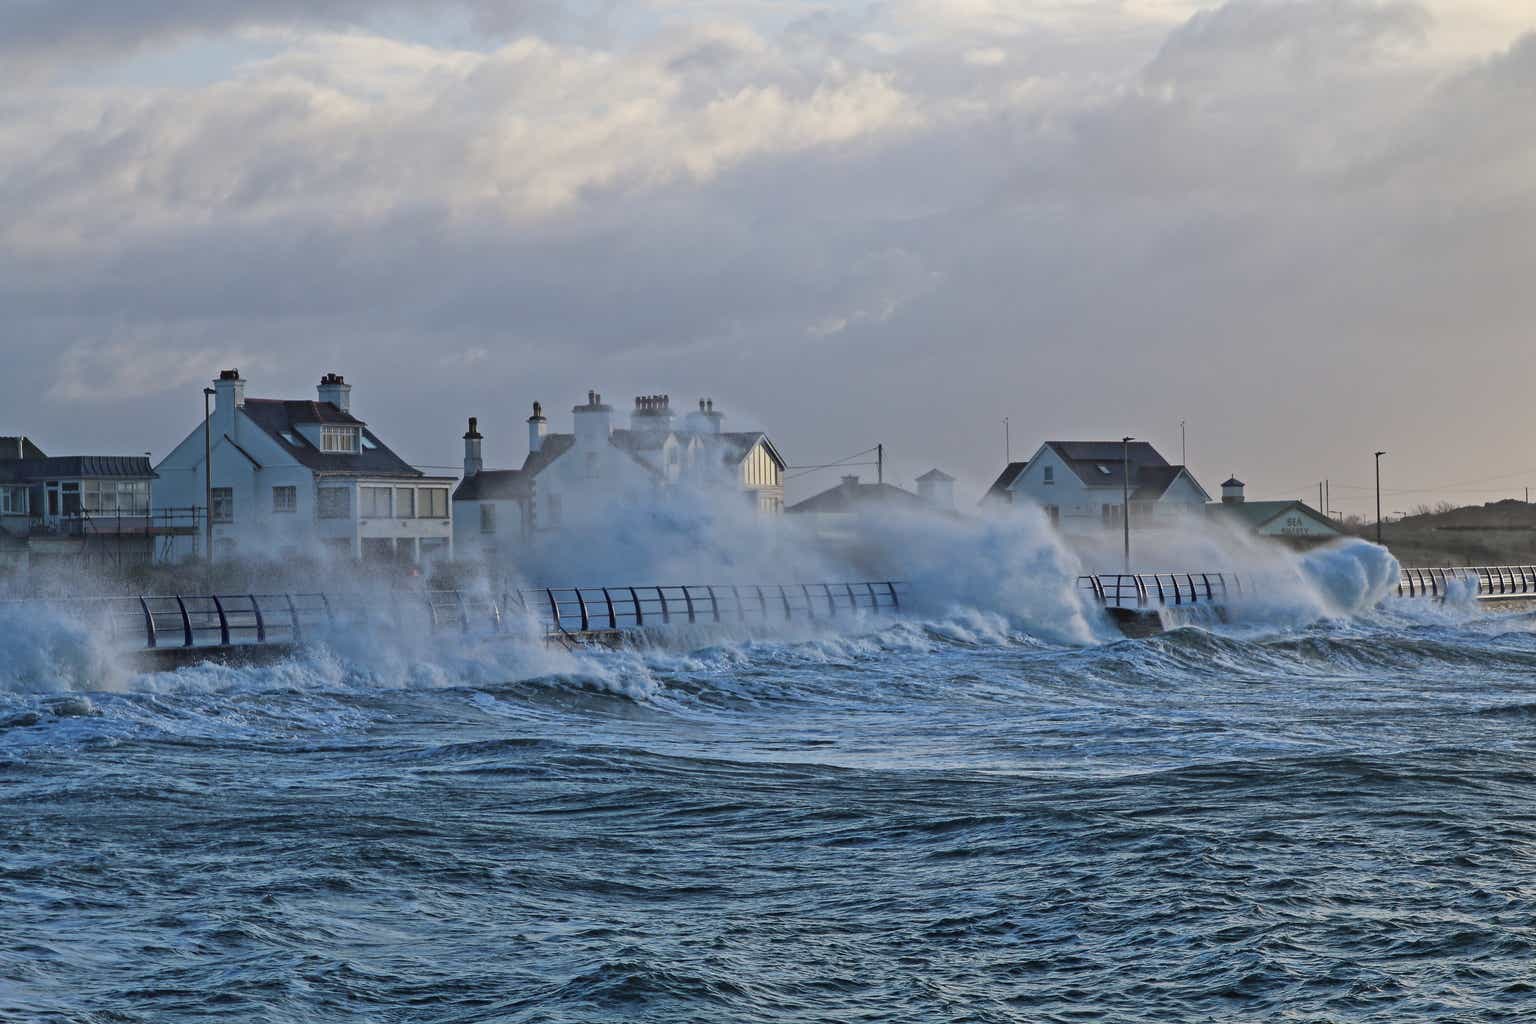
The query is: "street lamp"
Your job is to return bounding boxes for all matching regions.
[204,387,215,565]
[1374,450,1387,545]
[1122,436,1134,572]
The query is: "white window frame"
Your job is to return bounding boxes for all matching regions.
[419,487,448,519]
[272,485,297,513]
[360,486,392,519]
[1043,466,1054,485]
[321,426,359,454]
[480,503,495,534]
[394,487,416,519]
[211,487,234,523]
[318,487,352,519]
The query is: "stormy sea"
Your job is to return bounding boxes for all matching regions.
[3,546,1534,1022]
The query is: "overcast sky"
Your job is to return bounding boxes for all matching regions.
[4,0,1535,511]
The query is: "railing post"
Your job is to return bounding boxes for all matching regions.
[545,588,563,632]
[779,584,792,619]
[682,587,696,624]
[601,588,617,630]
[756,585,769,618]
[319,593,335,626]
[821,583,836,616]
[629,586,644,627]
[657,586,671,625]
[140,596,158,649]
[801,584,817,619]
[285,593,302,642]
[885,581,900,611]
[248,594,266,644]
[174,594,194,647]
[706,586,720,623]
[575,589,590,632]
[454,590,471,633]
[210,595,231,646]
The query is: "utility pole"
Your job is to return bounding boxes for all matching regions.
[203,386,215,565]
[1004,417,1010,464]
[1122,436,1134,572]
[1325,479,1330,520]
[1374,451,1387,545]
[877,443,884,485]
[1319,482,1324,513]
[1180,420,1187,466]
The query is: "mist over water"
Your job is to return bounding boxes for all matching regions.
[4,507,1531,1022]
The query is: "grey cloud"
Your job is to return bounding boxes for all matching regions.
[5,2,1536,512]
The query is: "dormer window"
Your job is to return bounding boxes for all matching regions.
[321,426,359,453]
[1043,466,1054,485]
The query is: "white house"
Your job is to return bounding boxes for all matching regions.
[983,440,1210,533]
[153,370,455,564]
[454,392,787,561]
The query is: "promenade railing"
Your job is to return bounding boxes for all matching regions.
[0,581,910,653]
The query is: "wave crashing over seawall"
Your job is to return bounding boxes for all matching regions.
[8,539,1536,1021]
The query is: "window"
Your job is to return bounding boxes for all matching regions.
[321,426,359,453]
[361,435,379,451]
[584,452,599,479]
[360,486,392,518]
[1042,466,1054,485]
[546,493,562,527]
[420,487,448,519]
[318,487,351,519]
[1043,504,1060,524]
[62,481,80,516]
[394,487,415,518]
[1096,464,1112,476]
[272,485,297,513]
[1102,503,1122,525]
[211,487,234,523]
[480,503,495,534]
[0,487,25,515]
[81,479,150,515]
[280,431,303,447]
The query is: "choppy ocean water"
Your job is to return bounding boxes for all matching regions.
[4,598,1536,1022]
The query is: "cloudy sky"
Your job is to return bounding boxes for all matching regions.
[4,0,1535,512]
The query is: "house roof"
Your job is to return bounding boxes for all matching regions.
[984,461,1028,501]
[917,468,954,483]
[787,479,933,515]
[520,434,576,477]
[240,400,423,478]
[1210,500,1341,534]
[1130,465,1211,503]
[0,437,47,461]
[1044,441,1168,489]
[1222,477,1244,488]
[0,455,157,482]
[454,469,531,502]
[718,431,785,470]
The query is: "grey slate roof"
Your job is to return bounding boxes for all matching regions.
[0,437,47,461]
[984,461,1028,502]
[787,480,932,515]
[454,469,531,502]
[240,399,423,478]
[1046,441,1168,489]
[917,468,954,483]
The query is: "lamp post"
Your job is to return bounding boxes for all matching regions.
[204,387,215,565]
[1122,436,1133,572]
[1374,450,1386,545]
[1004,417,1010,464]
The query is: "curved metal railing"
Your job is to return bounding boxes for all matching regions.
[1397,566,1536,599]
[1077,572,1242,610]
[0,581,909,653]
